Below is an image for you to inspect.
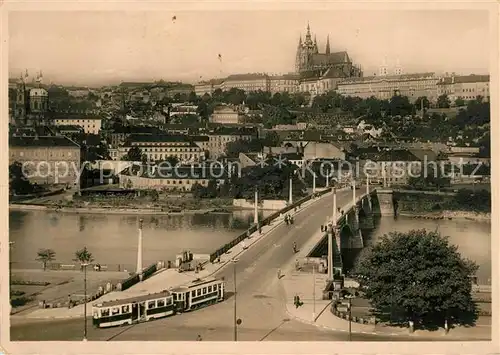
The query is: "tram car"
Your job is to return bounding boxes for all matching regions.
[92,277,225,328]
[170,277,225,313]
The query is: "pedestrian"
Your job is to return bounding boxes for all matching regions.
[277,269,281,279]
[196,334,202,341]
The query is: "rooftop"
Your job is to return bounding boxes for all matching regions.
[9,135,80,148]
[437,74,490,85]
[50,113,102,121]
[125,134,194,145]
[225,73,269,81]
[210,127,257,136]
[338,72,436,85]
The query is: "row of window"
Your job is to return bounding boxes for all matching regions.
[130,142,191,147]
[189,283,222,298]
[56,120,100,124]
[11,151,75,158]
[129,147,199,153]
[145,153,199,160]
[96,297,174,317]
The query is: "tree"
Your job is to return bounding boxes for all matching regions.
[188,91,198,104]
[353,229,478,330]
[191,179,218,198]
[36,249,56,271]
[389,94,413,117]
[225,139,264,158]
[262,131,281,147]
[414,96,430,111]
[122,146,143,161]
[196,101,212,121]
[74,246,95,270]
[407,163,451,191]
[454,97,465,107]
[9,161,35,195]
[165,155,179,166]
[437,94,451,108]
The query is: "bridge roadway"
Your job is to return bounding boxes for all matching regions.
[11,187,438,341]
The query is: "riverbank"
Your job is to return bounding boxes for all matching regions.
[394,189,491,219]
[9,193,242,215]
[398,210,491,222]
[8,203,240,216]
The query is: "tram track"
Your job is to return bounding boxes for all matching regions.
[102,190,344,341]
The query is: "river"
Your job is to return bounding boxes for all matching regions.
[10,210,491,284]
[342,216,491,285]
[9,209,272,272]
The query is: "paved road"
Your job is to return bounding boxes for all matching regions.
[12,188,438,342]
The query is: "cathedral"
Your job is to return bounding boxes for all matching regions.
[295,23,362,79]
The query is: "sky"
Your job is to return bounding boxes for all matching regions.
[8,10,491,87]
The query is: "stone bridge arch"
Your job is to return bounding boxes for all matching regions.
[339,224,354,249]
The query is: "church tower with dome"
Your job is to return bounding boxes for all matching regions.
[13,70,49,126]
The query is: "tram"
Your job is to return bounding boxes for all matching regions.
[92,277,225,328]
[170,277,225,313]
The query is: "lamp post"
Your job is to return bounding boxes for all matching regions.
[312,263,316,322]
[253,187,258,225]
[345,293,355,341]
[9,241,15,288]
[82,262,89,341]
[232,258,238,341]
[136,218,143,275]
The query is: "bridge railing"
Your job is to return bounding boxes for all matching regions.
[209,188,333,262]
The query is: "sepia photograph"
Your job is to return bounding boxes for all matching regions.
[2,1,498,353]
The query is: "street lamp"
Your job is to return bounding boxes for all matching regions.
[232,258,239,341]
[82,262,89,341]
[345,293,355,341]
[9,241,15,287]
[312,263,316,322]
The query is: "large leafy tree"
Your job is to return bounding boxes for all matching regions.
[407,163,451,191]
[9,161,35,195]
[122,146,143,162]
[414,96,430,111]
[231,161,305,200]
[437,94,451,108]
[353,229,478,330]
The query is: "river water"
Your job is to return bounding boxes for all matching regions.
[9,210,272,272]
[343,216,491,285]
[9,211,491,284]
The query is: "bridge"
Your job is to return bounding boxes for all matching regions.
[306,185,396,276]
[11,185,397,341]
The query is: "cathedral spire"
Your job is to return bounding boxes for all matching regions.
[306,22,311,40]
[298,34,302,47]
[326,35,330,54]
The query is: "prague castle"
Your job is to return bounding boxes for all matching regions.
[295,23,362,79]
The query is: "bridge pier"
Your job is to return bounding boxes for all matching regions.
[374,189,396,217]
